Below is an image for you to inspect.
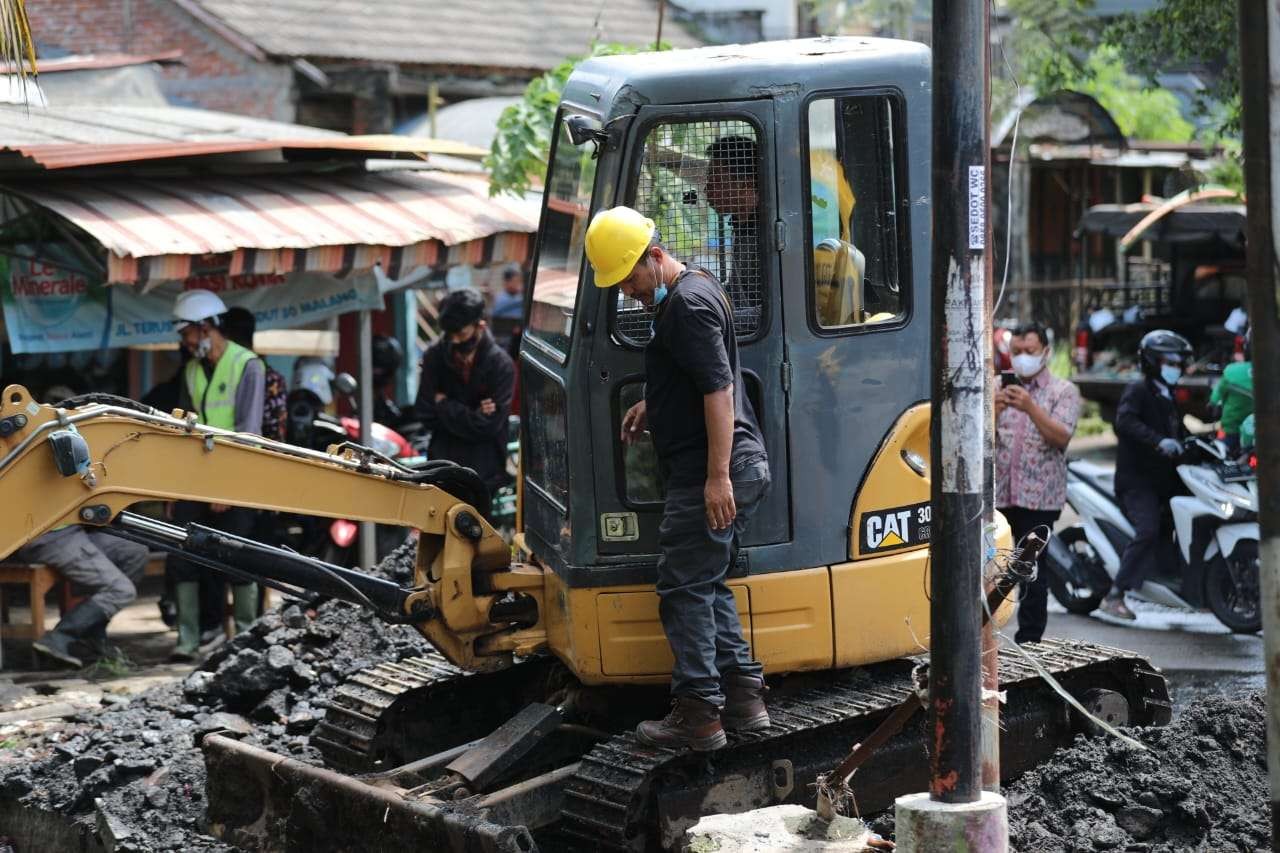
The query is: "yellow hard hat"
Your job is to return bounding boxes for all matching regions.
[586,206,656,287]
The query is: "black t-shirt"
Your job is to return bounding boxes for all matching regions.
[644,266,767,487]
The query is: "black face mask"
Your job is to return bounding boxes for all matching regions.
[449,332,480,356]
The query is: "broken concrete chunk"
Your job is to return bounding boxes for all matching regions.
[96,798,135,853]
[251,689,290,724]
[281,604,308,628]
[265,645,296,671]
[686,804,875,852]
[194,712,253,739]
[1116,804,1163,839]
[73,753,106,780]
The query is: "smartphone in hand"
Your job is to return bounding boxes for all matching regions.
[1000,371,1022,388]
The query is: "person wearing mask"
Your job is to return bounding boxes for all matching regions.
[994,322,1081,644]
[1209,328,1253,455]
[413,288,515,508]
[587,206,771,752]
[167,289,264,660]
[1103,330,1193,621]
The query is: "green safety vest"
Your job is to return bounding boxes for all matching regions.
[184,339,255,430]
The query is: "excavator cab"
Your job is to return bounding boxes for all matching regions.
[519,39,939,681]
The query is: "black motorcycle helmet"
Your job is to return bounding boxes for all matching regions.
[439,288,486,334]
[371,335,404,383]
[1138,329,1193,378]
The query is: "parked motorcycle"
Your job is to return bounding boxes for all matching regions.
[281,370,414,565]
[1043,435,1261,633]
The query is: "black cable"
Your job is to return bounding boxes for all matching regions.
[54,393,158,415]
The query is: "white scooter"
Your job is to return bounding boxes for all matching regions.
[1043,436,1261,633]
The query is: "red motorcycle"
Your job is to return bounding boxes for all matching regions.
[282,371,415,565]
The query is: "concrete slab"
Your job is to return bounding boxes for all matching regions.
[684,804,883,852]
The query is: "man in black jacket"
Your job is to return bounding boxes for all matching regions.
[414,289,515,511]
[1104,330,1192,620]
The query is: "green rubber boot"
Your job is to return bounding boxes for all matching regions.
[170,582,201,663]
[232,583,259,634]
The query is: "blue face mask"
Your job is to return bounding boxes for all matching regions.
[649,259,667,305]
[1160,364,1182,386]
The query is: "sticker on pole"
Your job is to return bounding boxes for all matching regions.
[968,165,986,250]
[859,502,931,554]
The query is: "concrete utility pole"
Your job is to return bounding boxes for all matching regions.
[895,0,1006,848]
[1236,1,1280,848]
[358,309,377,570]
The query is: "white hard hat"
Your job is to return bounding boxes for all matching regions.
[293,357,335,406]
[173,289,228,329]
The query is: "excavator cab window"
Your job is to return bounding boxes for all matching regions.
[527,115,598,361]
[612,118,766,346]
[806,94,904,330]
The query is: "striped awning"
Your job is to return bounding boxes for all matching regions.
[9,170,539,287]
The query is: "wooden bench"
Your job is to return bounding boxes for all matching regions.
[0,562,63,641]
[0,553,167,641]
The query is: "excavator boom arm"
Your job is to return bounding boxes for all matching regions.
[0,385,543,671]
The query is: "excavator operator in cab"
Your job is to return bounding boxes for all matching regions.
[586,205,771,752]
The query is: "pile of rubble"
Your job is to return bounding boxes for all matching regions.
[0,543,429,852]
[1006,692,1269,852]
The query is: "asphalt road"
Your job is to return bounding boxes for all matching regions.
[1025,431,1265,715]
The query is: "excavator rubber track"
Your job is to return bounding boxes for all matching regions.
[313,650,558,774]
[312,652,468,772]
[211,639,1169,852]
[557,639,1171,850]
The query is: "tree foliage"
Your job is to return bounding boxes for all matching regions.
[486,43,650,197]
[997,0,1203,143]
[1074,47,1194,142]
[1103,0,1239,132]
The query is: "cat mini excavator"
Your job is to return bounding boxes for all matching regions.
[0,37,1170,853]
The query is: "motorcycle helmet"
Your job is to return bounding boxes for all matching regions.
[293,357,335,406]
[372,335,404,382]
[1138,329,1193,379]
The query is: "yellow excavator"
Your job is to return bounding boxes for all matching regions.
[0,37,1170,853]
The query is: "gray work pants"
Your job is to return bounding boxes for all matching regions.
[15,526,148,618]
[657,455,770,707]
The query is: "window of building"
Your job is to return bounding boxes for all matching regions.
[806,95,904,330]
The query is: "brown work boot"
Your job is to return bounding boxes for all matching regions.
[721,672,771,732]
[636,697,727,752]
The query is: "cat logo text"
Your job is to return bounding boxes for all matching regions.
[859,502,931,554]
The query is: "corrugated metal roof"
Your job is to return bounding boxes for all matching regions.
[0,103,340,147]
[0,104,487,169]
[11,170,540,285]
[1,51,184,74]
[189,0,701,70]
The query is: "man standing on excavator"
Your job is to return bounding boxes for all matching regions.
[587,206,771,752]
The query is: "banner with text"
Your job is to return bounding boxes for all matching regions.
[2,249,382,354]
